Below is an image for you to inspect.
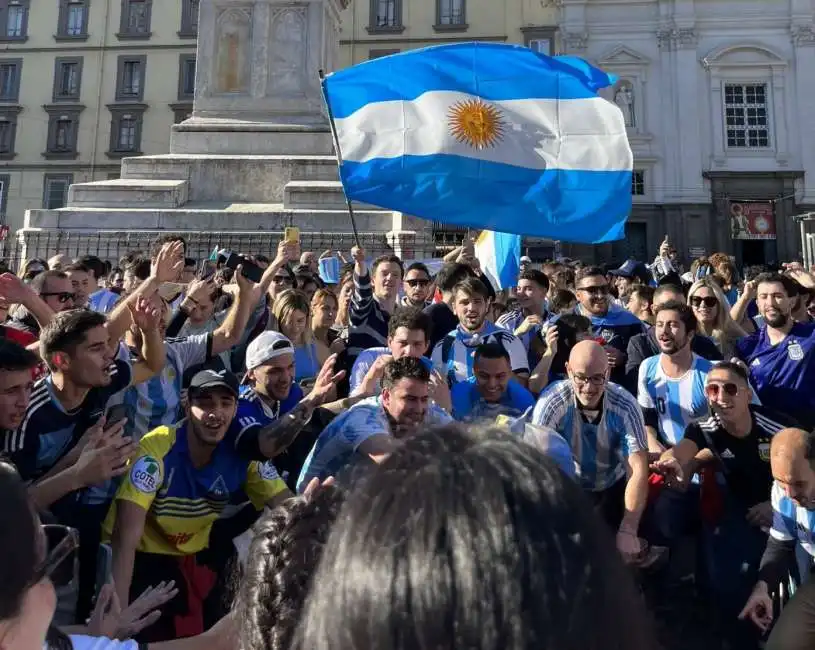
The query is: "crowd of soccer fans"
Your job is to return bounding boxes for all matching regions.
[0,233,814,650]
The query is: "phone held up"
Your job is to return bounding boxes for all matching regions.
[223,251,264,284]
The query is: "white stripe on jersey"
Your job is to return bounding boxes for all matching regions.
[14,385,51,451]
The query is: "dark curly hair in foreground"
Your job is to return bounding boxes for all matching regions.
[234,486,344,650]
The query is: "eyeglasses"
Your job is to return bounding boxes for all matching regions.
[405,279,430,287]
[40,292,75,303]
[576,286,608,296]
[571,373,607,386]
[32,525,79,588]
[705,382,740,398]
[690,296,718,309]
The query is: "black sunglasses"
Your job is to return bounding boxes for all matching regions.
[40,291,75,304]
[690,296,718,309]
[33,525,79,588]
[577,286,608,296]
[406,279,430,287]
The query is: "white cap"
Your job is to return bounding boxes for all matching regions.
[520,255,532,263]
[245,331,295,370]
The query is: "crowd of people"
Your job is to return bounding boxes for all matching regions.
[0,233,814,650]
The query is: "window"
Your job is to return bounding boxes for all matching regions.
[0,174,10,217]
[0,60,21,102]
[179,0,198,37]
[368,49,400,59]
[43,174,73,210]
[368,0,402,32]
[522,27,557,56]
[118,0,152,39]
[435,0,465,29]
[0,109,19,158]
[44,106,83,159]
[57,0,90,39]
[1,0,28,40]
[724,83,770,148]
[178,54,195,100]
[632,170,645,196]
[107,106,146,157]
[115,55,146,101]
[53,57,83,101]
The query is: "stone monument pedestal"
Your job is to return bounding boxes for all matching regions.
[18,0,407,259]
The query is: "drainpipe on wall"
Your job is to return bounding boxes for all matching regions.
[89,0,112,181]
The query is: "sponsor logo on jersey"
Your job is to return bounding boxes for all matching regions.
[259,461,279,481]
[131,455,162,493]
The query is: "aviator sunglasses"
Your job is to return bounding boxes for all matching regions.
[704,382,740,399]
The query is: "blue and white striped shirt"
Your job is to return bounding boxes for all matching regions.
[88,289,121,314]
[431,321,529,386]
[637,354,714,446]
[770,482,815,559]
[531,380,647,492]
[296,395,452,492]
[496,307,549,367]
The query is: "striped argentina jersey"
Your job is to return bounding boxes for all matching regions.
[531,380,647,492]
[770,482,815,560]
[496,307,549,367]
[637,354,714,446]
[108,334,211,442]
[431,321,529,386]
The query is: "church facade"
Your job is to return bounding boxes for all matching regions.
[557,0,815,266]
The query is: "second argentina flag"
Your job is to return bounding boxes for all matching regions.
[322,42,633,244]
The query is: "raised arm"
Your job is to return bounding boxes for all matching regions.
[128,296,166,386]
[0,273,55,332]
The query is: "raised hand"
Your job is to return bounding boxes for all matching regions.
[73,418,136,487]
[151,241,185,284]
[307,353,346,405]
[429,369,451,413]
[739,582,774,633]
[129,296,161,332]
[115,580,179,639]
[0,272,35,306]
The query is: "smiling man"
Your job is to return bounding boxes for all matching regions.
[107,368,291,642]
[0,339,38,435]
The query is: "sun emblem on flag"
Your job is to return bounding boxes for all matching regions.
[447,98,506,150]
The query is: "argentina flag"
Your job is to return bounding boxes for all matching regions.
[322,42,633,243]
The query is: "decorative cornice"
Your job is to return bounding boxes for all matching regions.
[792,24,815,47]
[561,31,587,52]
[657,27,698,50]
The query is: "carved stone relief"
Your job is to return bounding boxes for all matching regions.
[269,7,307,94]
[214,6,252,94]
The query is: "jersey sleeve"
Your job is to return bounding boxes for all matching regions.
[430,339,445,372]
[349,351,374,393]
[2,426,38,481]
[113,428,170,511]
[619,392,648,455]
[450,381,472,421]
[244,460,289,509]
[231,399,268,461]
[530,384,568,429]
[169,334,211,371]
[507,335,530,374]
[108,358,134,394]
[682,422,707,451]
[636,360,656,409]
[769,482,797,543]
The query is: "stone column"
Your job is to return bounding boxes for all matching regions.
[171,0,349,155]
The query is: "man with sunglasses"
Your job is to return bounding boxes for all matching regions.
[736,272,815,429]
[530,340,649,565]
[573,266,646,390]
[402,262,433,307]
[653,362,794,647]
[7,270,75,338]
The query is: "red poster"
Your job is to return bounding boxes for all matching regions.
[729,202,776,240]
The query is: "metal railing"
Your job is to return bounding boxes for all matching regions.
[0,228,470,271]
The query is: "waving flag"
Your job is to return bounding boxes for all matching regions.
[322,42,633,243]
[475,230,521,290]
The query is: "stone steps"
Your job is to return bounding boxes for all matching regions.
[68,179,189,209]
[119,154,342,203]
[25,203,392,233]
[283,179,385,211]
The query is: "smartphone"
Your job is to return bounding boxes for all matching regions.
[284,226,300,243]
[106,404,128,427]
[224,252,264,283]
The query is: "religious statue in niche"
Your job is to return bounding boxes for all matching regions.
[215,10,250,94]
[614,83,635,128]
[269,10,306,93]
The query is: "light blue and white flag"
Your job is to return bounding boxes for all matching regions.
[475,230,521,291]
[322,42,633,243]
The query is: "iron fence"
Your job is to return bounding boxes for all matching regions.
[0,228,471,272]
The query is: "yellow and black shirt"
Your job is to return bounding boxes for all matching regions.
[103,422,287,556]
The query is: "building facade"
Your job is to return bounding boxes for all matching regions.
[558,0,815,266]
[0,0,198,235]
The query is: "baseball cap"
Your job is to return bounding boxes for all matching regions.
[188,368,239,398]
[245,331,295,371]
[609,259,649,282]
[520,255,532,264]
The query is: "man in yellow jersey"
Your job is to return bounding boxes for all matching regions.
[106,368,291,643]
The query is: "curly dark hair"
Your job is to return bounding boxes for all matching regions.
[235,486,344,650]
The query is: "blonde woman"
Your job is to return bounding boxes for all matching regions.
[311,288,346,358]
[687,278,747,358]
[272,289,323,383]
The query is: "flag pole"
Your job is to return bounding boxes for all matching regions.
[319,69,361,249]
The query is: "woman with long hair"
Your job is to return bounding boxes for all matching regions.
[272,289,322,383]
[687,278,746,358]
[707,253,740,306]
[310,289,344,356]
[294,425,656,650]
